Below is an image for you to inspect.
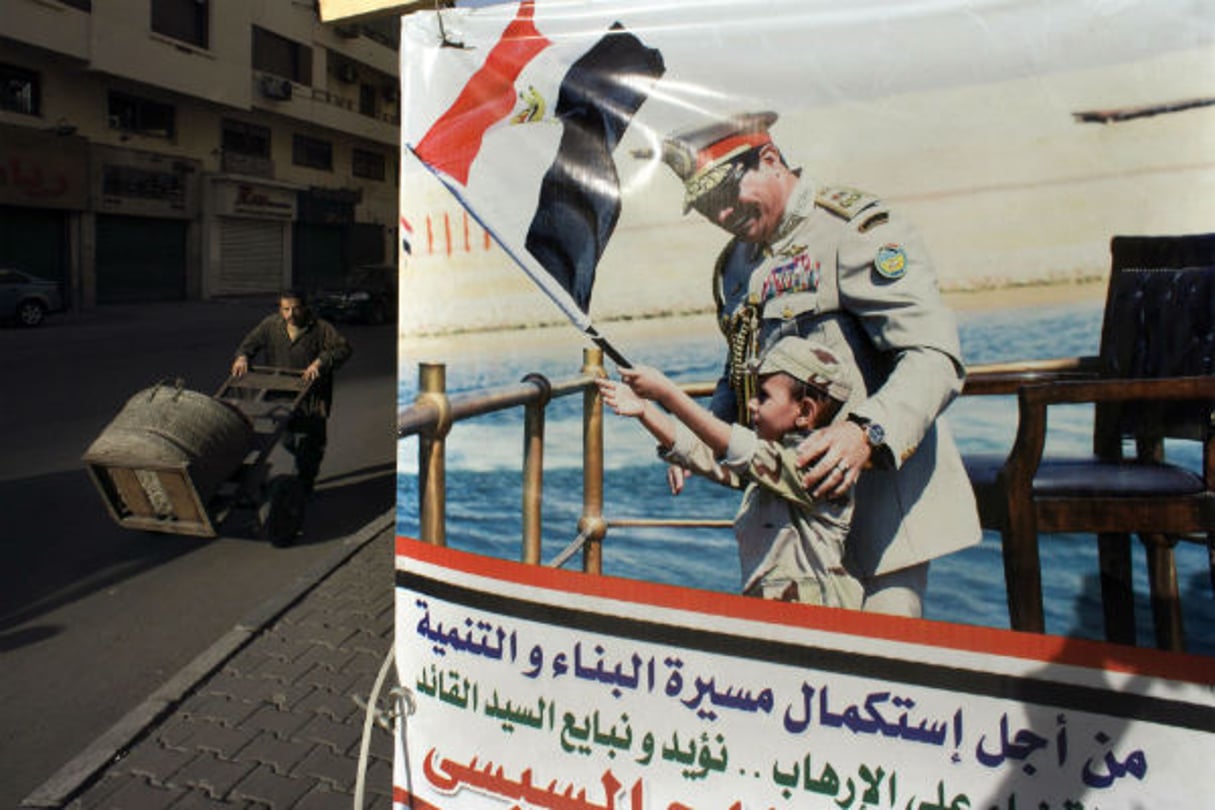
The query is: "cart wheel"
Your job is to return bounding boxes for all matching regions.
[261,475,307,547]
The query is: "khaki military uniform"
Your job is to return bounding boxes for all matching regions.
[661,422,865,609]
[712,179,981,578]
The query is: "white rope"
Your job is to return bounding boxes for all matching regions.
[353,647,415,809]
[545,527,591,569]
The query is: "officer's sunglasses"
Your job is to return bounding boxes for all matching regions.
[690,150,761,217]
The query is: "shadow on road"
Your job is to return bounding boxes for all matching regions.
[0,468,212,635]
[0,461,395,646]
[286,461,396,547]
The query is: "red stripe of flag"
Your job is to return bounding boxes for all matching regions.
[413,0,551,185]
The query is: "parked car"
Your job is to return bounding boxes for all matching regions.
[312,264,398,325]
[0,268,64,327]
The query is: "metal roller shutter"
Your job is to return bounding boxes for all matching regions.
[293,224,345,291]
[0,205,67,292]
[96,214,186,303]
[218,218,284,295]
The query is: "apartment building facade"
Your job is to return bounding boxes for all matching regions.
[0,0,400,309]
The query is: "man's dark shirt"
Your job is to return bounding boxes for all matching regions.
[235,313,352,417]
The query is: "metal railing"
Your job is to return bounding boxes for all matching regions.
[396,347,734,574]
[398,349,585,571]
[394,347,1067,577]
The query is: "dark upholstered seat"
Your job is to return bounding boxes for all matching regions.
[1030,460,1204,497]
[967,455,1205,512]
[962,233,1215,651]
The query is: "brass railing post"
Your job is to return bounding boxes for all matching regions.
[417,363,451,546]
[580,348,607,575]
[520,373,551,565]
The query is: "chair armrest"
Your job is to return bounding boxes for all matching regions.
[1020,374,1215,406]
[1002,374,1215,494]
[962,355,1101,396]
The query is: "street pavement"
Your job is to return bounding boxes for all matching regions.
[22,511,400,809]
[2,299,399,808]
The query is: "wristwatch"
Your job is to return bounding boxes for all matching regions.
[847,414,886,450]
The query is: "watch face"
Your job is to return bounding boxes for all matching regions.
[866,422,886,447]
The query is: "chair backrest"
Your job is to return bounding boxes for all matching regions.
[1095,234,1215,456]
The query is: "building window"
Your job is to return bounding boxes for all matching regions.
[358,84,377,118]
[60,0,92,10]
[331,54,359,85]
[352,148,386,182]
[108,92,175,139]
[221,119,273,177]
[222,119,271,157]
[151,0,208,49]
[293,135,332,171]
[360,19,399,50]
[1,63,40,116]
[103,165,185,207]
[253,26,312,86]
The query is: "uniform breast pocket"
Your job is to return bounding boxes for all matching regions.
[761,290,819,323]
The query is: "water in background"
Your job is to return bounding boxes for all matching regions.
[396,300,1214,654]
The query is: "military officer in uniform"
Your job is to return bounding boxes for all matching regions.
[661,111,981,617]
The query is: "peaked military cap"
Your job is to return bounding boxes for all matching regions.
[662,111,778,213]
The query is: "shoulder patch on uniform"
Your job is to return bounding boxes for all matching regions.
[875,243,908,279]
[815,185,880,220]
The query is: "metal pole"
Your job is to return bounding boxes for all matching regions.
[520,373,551,565]
[417,363,450,546]
[580,348,607,575]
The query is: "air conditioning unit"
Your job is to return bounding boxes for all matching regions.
[259,76,292,101]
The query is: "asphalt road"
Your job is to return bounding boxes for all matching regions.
[0,299,397,807]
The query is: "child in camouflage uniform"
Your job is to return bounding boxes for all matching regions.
[597,335,864,609]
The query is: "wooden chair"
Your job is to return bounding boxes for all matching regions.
[964,233,1215,650]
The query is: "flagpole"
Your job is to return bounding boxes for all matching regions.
[407,147,634,370]
[585,326,631,369]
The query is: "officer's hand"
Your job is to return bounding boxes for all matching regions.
[666,464,690,495]
[231,355,249,377]
[302,360,322,382]
[796,421,870,499]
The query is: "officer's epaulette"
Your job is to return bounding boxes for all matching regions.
[814,186,881,221]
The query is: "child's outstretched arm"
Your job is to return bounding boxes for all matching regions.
[620,366,732,457]
[595,375,677,449]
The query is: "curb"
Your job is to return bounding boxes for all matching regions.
[20,510,397,809]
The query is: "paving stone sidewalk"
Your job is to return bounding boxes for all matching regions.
[35,519,399,810]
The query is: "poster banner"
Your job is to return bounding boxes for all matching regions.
[396,0,1215,336]
[393,540,1214,809]
[395,1,1215,808]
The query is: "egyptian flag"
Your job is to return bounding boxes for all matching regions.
[408,0,664,349]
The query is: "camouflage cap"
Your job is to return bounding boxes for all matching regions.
[661,111,778,213]
[754,335,851,403]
